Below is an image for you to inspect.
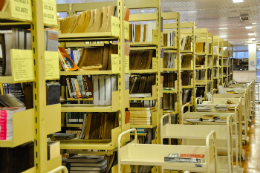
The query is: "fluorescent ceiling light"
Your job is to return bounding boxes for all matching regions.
[220,35,227,38]
[248,33,255,36]
[252,23,257,24]
[219,28,227,30]
[233,0,243,2]
[248,40,253,43]
[245,26,253,29]
[250,38,256,40]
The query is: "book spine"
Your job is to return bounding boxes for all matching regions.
[74,79,82,98]
[77,75,87,98]
[66,78,73,98]
[70,78,77,98]
[0,110,7,140]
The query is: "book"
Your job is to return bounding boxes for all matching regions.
[129,50,154,70]
[164,154,205,163]
[67,155,105,163]
[46,82,60,105]
[58,47,79,71]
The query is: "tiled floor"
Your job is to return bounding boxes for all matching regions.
[242,105,259,173]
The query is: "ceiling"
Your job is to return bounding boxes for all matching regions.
[56,0,260,45]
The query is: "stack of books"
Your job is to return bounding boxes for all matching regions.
[165,154,205,163]
[66,75,94,99]
[195,70,206,80]
[181,36,192,51]
[181,72,192,86]
[59,6,130,34]
[182,89,192,103]
[196,105,210,112]
[129,50,154,70]
[129,75,155,97]
[195,42,205,53]
[163,31,175,47]
[67,155,107,173]
[163,53,176,69]
[181,54,193,68]
[163,73,177,90]
[163,94,177,110]
[129,107,155,125]
[129,23,156,43]
[195,56,205,67]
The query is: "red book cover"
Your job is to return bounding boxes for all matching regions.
[125,111,130,124]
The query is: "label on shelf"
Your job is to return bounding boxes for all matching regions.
[11,49,34,82]
[43,0,58,26]
[10,0,32,21]
[111,16,119,37]
[124,21,129,40]
[125,56,129,73]
[111,54,120,73]
[45,51,59,80]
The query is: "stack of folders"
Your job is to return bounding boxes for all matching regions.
[77,112,118,140]
[181,72,192,86]
[163,53,176,69]
[163,73,177,90]
[129,23,156,43]
[181,54,193,68]
[129,50,154,70]
[163,94,177,110]
[196,87,205,98]
[0,29,58,76]
[207,69,212,80]
[59,6,130,34]
[208,43,212,54]
[213,46,218,55]
[213,68,217,77]
[129,107,155,125]
[196,105,210,112]
[93,75,117,106]
[182,89,192,103]
[163,31,175,47]
[195,42,205,53]
[129,75,155,97]
[66,75,93,99]
[195,70,206,80]
[180,36,192,51]
[67,155,108,173]
[0,94,25,140]
[195,56,205,67]
[215,105,228,111]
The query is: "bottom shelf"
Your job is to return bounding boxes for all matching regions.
[22,167,36,173]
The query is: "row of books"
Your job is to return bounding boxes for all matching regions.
[66,112,119,140]
[129,107,155,125]
[0,142,34,172]
[163,94,177,110]
[66,112,85,124]
[180,36,192,51]
[207,69,212,80]
[181,72,192,86]
[163,53,176,69]
[181,54,193,68]
[66,76,93,99]
[163,31,175,47]
[129,75,155,96]
[162,73,177,89]
[129,23,156,43]
[129,50,154,70]
[65,48,81,66]
[65,155,109,173]
[196,87,205,98]
[130,100,155,108]
[182,89,192,103]
[195,42,205,53]
[0,29,58,76]
[195,70,206,80]
[195,56,205,66]
[59,6,130,34]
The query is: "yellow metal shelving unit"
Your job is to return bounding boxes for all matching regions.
[219,39,224,87]
[195,28,208,100]
[212,36,220,92]
[57,0,130,152]
[0,0,63,173]
[162,12,182,123]
[207,33,214,94]
[128,0,163,145]
[180,23,196,107]
[223,41,229,87]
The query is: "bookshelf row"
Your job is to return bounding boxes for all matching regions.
[0,0,233,172]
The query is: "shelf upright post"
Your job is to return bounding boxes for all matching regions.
[208,33,214,94]
[31,0,48,172]
[192,23,196,107]
[156,0,162,144]
[220,39,224,87]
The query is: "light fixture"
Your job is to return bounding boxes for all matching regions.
[233,0,243,3]
[245,26,253,29]
[219,28,227,29]
[250,38,256,40]
[248,33,255,36]
[248,40,253,43]
[252,22,257,24]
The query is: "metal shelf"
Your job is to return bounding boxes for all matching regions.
[130,125,155,128]
[129,69,156,74]
[60,70,114,75]
[61,106,116,112]
[129,42,157,47]
[59,32,119,42]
